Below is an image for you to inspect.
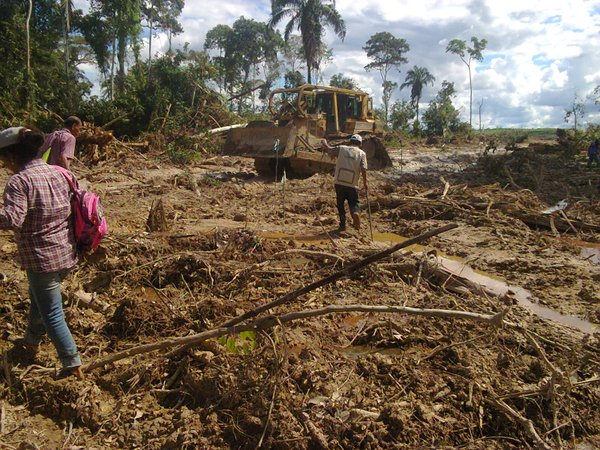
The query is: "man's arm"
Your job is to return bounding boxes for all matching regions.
[59,134,76,170]
[361,167,368,191]
[0,179,27,230]
[320,139,339,157]
[59,154,71,170]
[360,151,368,191]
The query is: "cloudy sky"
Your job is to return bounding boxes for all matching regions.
[80,0,600,128]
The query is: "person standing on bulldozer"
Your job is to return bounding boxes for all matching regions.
[321,134,368,231]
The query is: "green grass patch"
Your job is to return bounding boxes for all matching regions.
[480,128,557,140]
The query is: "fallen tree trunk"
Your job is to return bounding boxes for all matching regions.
[509,210,600,234]
[84,304,504,371]
[205,123,246,135]
[374,195,600,234]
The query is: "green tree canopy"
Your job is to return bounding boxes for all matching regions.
[269,0,345,84]
[142,0,184,62]
[564,94,585,130]
[422,80,461,136]
[284,70,305,88]
[205,17,284,113]
[329,73,359,90]
[363,31,409,127]
[445,36,487,127]
[400,65,435,122]
[390,99,415,132]
[0,0,91,119]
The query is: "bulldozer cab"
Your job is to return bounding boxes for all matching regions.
[269,85,380,137]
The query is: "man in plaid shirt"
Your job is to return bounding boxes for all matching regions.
[0,127,83,379]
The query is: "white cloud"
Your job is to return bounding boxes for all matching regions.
[74,0,600,128]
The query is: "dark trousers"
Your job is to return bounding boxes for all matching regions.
[335,184,360,227]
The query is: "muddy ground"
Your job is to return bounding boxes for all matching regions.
[0,138,598,449]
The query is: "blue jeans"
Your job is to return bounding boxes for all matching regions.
[24,270,81,369]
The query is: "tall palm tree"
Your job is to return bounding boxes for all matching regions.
[400,66,436,121]
[270,0,345,84]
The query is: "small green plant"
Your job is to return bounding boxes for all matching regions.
[558,128,587,158]
[218,331,257,354]
[198,175,223,187]
[166,136,199,165]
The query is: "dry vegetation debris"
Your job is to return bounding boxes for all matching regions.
[0,140,598,449]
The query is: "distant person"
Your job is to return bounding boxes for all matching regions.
[41,116,82,170]
[321,134,368,231]
[587,139,600,168]
[0,126,83,379]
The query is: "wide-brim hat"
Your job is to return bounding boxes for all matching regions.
[0,127,26,150]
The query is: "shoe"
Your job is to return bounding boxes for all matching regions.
[338,225,347,232]
[57,366,84,380]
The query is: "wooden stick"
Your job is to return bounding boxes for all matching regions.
[204,123,246,135]
[100,112,130,130]
[498,377,599,400]
[559,210,579,236]
[221,223,458,328]
[83,303,502,371]
[440,176,450,199]
[419,332,490,363]
[523,330,567,384]
[489,398,553,450]
[271,249,344,263]
[1,401,5,435]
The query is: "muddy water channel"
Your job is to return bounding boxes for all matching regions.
[376,232,598,335]
[263,230,598,335]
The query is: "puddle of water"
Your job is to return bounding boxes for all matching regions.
[553,236,600,265]
[263,229,597,334]
[437,257,597,335]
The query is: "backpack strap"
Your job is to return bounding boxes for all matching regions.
[53,165,77,191]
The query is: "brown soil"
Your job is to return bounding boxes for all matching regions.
[0,141,598,449]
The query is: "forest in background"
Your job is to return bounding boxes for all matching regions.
[1,0,598,148]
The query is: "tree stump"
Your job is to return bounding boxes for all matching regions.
[147,198,169,232]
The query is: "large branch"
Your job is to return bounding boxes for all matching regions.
[374,195,600,234]
[220,223,458,328]
[228,82,267,102]
[84,303,503,371]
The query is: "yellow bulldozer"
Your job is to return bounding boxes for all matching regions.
[223,84,393,177]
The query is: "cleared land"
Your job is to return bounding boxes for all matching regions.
[0,137,598,449]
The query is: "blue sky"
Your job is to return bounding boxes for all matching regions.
[77,0,600,128]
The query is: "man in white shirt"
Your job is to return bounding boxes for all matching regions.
[321,134,368,231]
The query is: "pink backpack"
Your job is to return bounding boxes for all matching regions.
[54,166,107,252]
